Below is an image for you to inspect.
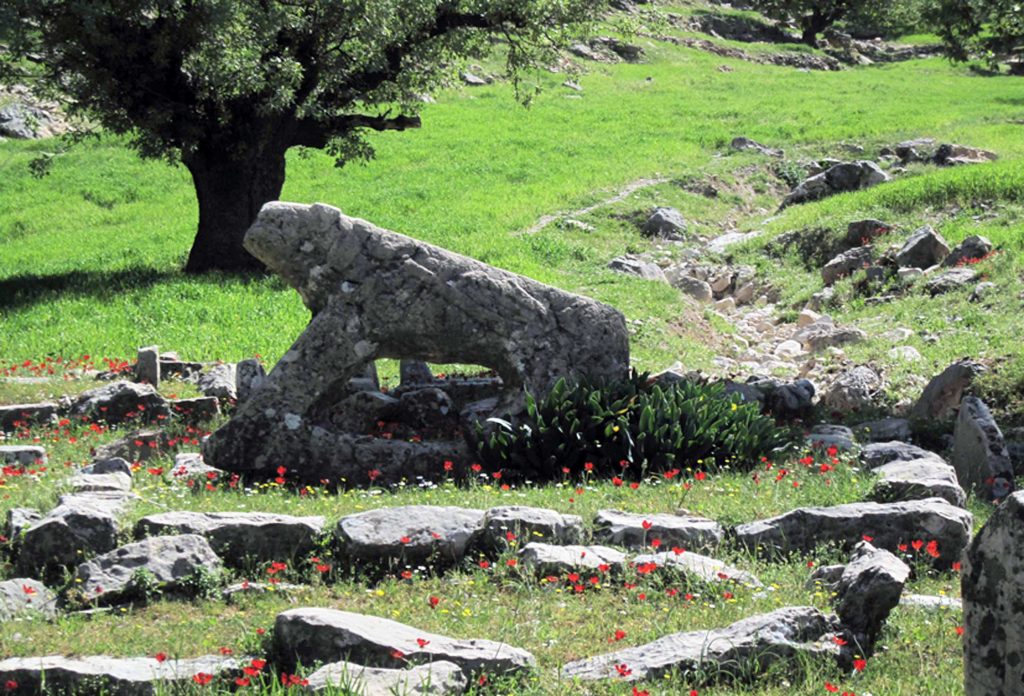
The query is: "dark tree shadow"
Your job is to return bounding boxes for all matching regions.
[0,266,270,312]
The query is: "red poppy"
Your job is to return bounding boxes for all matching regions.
[853,658,866,671]
[192,673,214,685]
[428,596,440,608]
[611,476,623,487]
[154,653,167,663]
[416,638,430,648]
[615,664,632,677]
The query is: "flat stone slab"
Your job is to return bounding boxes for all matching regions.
[222,581,304,601]
[0,655,238,694]
[0,403,57,432]
[630,551,763,588]
[734,498,972,568]
[274,608,535,678]
[560,606,840,683]
[70,472,133,494]
[74,534,222,605]
[474,506,583,551]
[336,506,484,567]
[871,459,966,507]
[305,660,467,695]
[135,511,325,565]
[0,579,57,621]
[0,446,46,466]
[861,441,944,470]
[592,510,723,551]
[518,543,628,576]
[900,593,962,610]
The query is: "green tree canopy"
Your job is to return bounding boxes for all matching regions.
[933,0,1024,74]
[2,0,601,271]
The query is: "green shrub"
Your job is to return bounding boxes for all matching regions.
[473,372,788,482]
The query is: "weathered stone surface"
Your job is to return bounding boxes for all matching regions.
[70,381,170,425]
[0,103,61,139]
[734,498,972,568]
[0,579,57,621]
[970,281,996,303]
[862,441,944,470]
[845,219,893,246]
[234,358,267,405]
[560,606,841,682]
[17,497,121,576]
[834,542,910,649]
[168,397,221,424]
[963,490,1024,696]
[93,429,174,463]
[793,320,866,352]
[336,506,484,567]
[592,510,723,551]
[275,608,535,677]
[895,225,950,269]
[822,246,873,286]
[642,207,687,239]
[926,268,979,296]
[6,508,41,546]
[222,581,303,601]
[474,506,583,551]
[855,417,912,443]
[900,593,962,610]
[0,655,238,695]
[608,255,668,282]
[910,359,986,423]
[73,535,222,605]
[70,472,133,494]
[135,512,325,565]
[81,458,133,477]
[944,235,993,267]
[631,551,762,588]
[197,363,237,401]
[730,136,783,157]
[871,459,967,507]
[672,275,713,303]
[0,445,46,467]
[517,543,628,576]
[203,202,629,482]
[0,403,57,432]
[305,660,467,695]
[134,346,160,388]
[952,396,1014,500]
[167,452,226,483]
[807,424,856,452]
[934,143,997,166]
[782,161,889,207]
[821,366,882,414]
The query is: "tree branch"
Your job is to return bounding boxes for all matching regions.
[292,112,421,148]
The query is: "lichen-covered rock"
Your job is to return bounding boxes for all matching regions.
[821,366,882,414]
[0,579,57,621]
[834,542,910,650]
[134,512,325,565]
[0,404,57,433]
[70,381,170,425]
[734,498,972,568]
[73,535,222,605]
[197,363,237,401]
[336,506,484,568]
[871,458,967,507]
[274,608,535,677]
[560,606,841,683]
[203,202,628,483]
[592,510,723,551]
[305,660,467,695]
[16,496,121,577]
[963,490,1024,696]
[952,396,1014,501]
[630,551,762,588]
[0,655,238,695]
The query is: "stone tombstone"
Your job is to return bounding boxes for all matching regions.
[203,202,629,483]
[963,491,1024,696]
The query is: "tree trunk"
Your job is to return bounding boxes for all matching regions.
[183,145,288,273]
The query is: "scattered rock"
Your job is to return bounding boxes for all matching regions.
[970,281,996,303]
[888,346,922,362]
[672,276,713,303]
[822,246,873,286]
[855,417,911,443]
[560,606,841,683]
[845,219,893,246]
[81,458,133,477]
[0,579,57,621]
[734,498,972,568]
[592,509,723,551]
[608,256,668,282]
[474,506,583,552]
[631,550,762,587]
[93,428,175,463]
[909,359,986,424]
[134,346,160,388]
[871,459,967,507]
[517,543,628,576]
[135,512,326,566]
[168,396,221,423]
[782,161,890,208]
[167,452,226,484]
[934,143,997,166]
[197,363,237,401]
[70,471,133,494]
[0,446,46,467]
[793,319,866,352]
[336,506,485,568]
[0,403,57,432]
[0,103,62,139]
[900,593,962,610]
[807,424,857,452]
[642,207,687,239]
[70,381,170,425]
[5,508,41,547]
[274,608,535,677]
[952,396,1014,500]
[305,660,467,695]
[821,366,882,414]
[730,136,783,157]
[944,235,993,267]
[894,226,950,269]
[0,655,239,695]
[17,496,122,577]
[833,541,910,650]
[925,268,979,295]
[73,534,222,605]
[460,72,488,86]
[963,490,1024,695]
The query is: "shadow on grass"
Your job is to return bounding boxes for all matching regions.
[0,267,271,312]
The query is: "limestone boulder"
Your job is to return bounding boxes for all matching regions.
[473,506,583,552]
[871,458,967,507]
[0,655,238,695]
[952,396,1014,500]
[845,219,893,246]
[909,359,986,423]
[631,550,762,588]
[196,363,237,401]
[821,366,882,414]
[70,381,170,425]
[592,509,723,552]
[274,608,535,677]
[862,441,945,470]
[944,235,993,267]
[734,498,972,568]
[895,225,950,269]
[561,606,841,683]
[834,541,910,650]
[134,511,325,565]
[0,403,57,432]
[336,506,484,568]
[782,161,890,207]
[925,268,979,296]
[608,256,668,282]
[305,660,467,695]
[642,207,687,239]
[16,496,122,577]
[0,579,57,621]
[963,491,1024,696]
[822,246,873,286]
[517,543,628,576]
[0,446,46,467]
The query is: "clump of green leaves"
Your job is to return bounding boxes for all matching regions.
[474,372,788,482]
[932,0,1024,73]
